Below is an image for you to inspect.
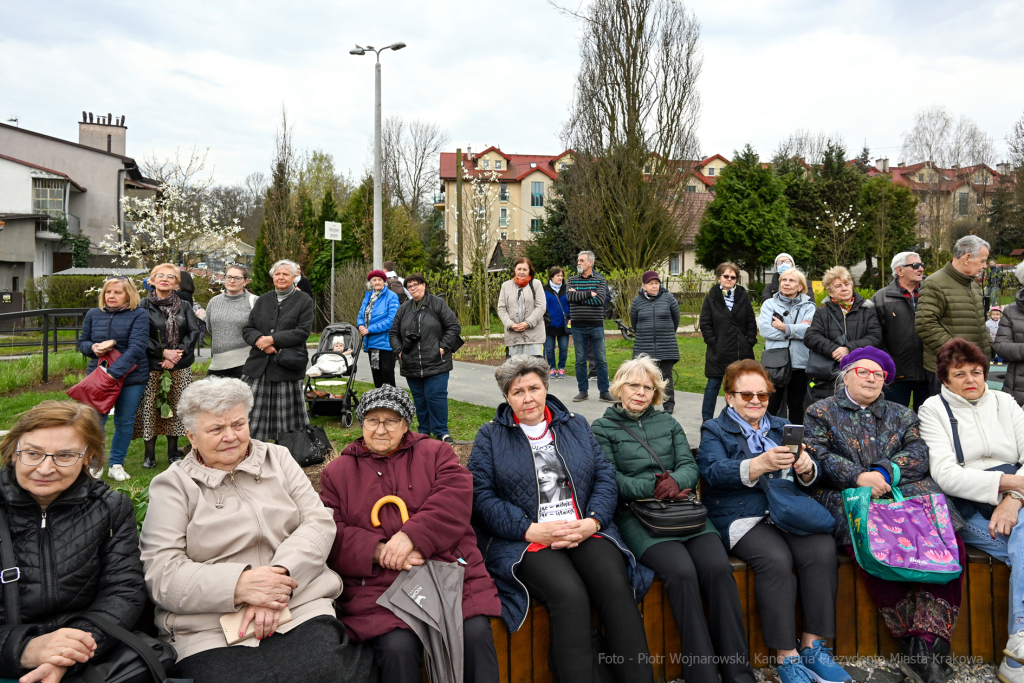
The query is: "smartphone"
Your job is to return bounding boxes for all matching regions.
[782,425,804,455]
[220,606,293,645]
[772,312,784,322]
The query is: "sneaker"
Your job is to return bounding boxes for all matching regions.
[599,392,615,403]
[1000,658,1024,683]
[550,369,557,379]
[439,434,455,445]
[557,369,565,379]
[573,392,589,402]
[776,656,817,683]
[108,465,131,482]
[800,640,852,683]
[1006,632,1024,664]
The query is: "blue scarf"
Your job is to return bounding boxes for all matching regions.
[726,406,778,455]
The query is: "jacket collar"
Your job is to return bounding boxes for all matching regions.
[943,261,974,287]
[834,387,888,418]
[603,403,656,422]
[178,438,269,487]
[772,291,811,306]
[493,394,572,428]
[939,383,992,409]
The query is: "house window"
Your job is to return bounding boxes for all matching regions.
[707,167,715,176]
[559,162,568,171]
[643,164,652,174]
[499,183,508,202]
[918,173,925,182]
[499,208,509,227]
[531,181,544,207]
[669,255,681,275]
[495,160,503,170]
[976,193,983,205]
[959,193,969,216]
[500,231,508,240]
[33,179,64,218]
[530,218,542,232]
[685,184,696,193]
[481,159,490,170]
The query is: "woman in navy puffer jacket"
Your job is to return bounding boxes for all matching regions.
[78,277,149,480]
[469,355,654,683]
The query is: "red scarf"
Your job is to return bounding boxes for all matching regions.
[514,274,531,288]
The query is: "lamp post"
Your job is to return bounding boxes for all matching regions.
[350,42,406,271]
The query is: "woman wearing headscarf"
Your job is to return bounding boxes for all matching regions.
[357,269,401,388]
[762,253,796,302]
[497,257,546,357]
[133,262,201,468]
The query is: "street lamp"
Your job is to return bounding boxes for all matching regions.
[350,42,406,271]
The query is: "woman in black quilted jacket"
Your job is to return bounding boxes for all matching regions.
[698,263,758,423]
[0,401,146,683]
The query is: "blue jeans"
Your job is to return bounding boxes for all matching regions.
[571,327,608,393]
[407,372,450,437]
[545,334,568,371]
[959,508,1024,634]
[98,382,147,467]
[702,377,722,423]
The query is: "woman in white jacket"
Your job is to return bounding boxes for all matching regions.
[497,257,547,357]
[919,338,1024,683]
[757,268,817,424]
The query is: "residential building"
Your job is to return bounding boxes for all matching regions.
[0,113,158,292]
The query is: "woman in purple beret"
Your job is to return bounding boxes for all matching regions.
[803,346,965,683]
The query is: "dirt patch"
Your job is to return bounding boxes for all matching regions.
[303,451,338,493]
[453,339,506,367]
[452,443,472,466]
[6,378,69,397]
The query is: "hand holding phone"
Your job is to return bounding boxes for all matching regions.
[782,425,804,455]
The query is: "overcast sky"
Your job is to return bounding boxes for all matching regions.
[3,0,1022,185]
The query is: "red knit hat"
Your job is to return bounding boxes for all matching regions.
[367,269,387,281]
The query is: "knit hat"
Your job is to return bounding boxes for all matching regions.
[774,253,795,270]
[356,385,415,425]
[367,269,387,281]
[840,346,896,385]
[642,270,660,284]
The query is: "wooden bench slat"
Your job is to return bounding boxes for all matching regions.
[510,611,533,683]
[643,581,666,681]
[854,568,879,656]
[994,561,1011,658]
[531,607,553,683]
[663,586,682,681]
[969,557,996,662]
[835,562,857,658]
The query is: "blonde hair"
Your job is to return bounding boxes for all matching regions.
[609,355,668,406]
[97,277,140,309]
[778,268,808,295]
[149,263,180,281]
[821,266,853,292]
[0,401,105,472]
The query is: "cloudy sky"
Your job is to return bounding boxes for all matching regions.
[3,0,1022,185]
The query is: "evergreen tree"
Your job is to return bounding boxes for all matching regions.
[856,176,920,288]
[695,144,808,279]
[251,225,273,294]
[990,185,1024,257]
[525,174,583,273]
[306,189,359,301]
[423,208,452,273]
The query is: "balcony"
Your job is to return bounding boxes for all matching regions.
[499,191,509,202]
[433,193,446,208]
[498,217,509,228]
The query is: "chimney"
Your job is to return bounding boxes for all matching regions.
[78,111,127,155]
[898,161,905,168]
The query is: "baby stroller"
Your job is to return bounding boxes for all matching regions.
[304,322,362,426]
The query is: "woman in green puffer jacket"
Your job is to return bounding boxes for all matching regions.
[592,356,754,683]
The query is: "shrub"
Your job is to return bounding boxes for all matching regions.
[25,275,108,310]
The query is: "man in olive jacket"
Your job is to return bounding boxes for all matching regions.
[915,235,992,393]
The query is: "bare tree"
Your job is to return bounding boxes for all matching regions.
[772,128,841,167]
[556,0,703,271]
[381,116,450,219]
[1009,109,1024,170]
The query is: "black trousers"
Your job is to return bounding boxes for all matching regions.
[729,520,838,651]
[640,534,755,683]
[370,615,498,683]
[369,349,396,388]
[657,359,677,412]
[208,366,245,379]
[768,369,809,424]
[516,536,654,683]
[170,616,377,683]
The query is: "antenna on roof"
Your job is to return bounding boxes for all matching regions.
[5,117,17,128]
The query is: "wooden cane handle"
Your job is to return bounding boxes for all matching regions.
[371,495,409,527]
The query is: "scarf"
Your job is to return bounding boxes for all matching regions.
[276,285,296,302]
[147,289,182,348]
[364,289,384,370]
[514,274,531,288]
[830,296,853,314]
[722,287,735,311]
[726,406,778,455]
[102,304,129,314]
[549,281,562,294]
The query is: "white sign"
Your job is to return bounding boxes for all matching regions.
[324,221,342,241]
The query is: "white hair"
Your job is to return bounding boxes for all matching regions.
[270,259,299,277]
[952,235,990,260]
[177,378,254,434]
[890,252,921,278]
[578,251,595,264]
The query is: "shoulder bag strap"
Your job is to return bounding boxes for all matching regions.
[939,396,965,467]
[608,420,669,474]
[76,613,169,683]
[0,507,21,626]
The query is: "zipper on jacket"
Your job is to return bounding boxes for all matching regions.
[40,510,58,615]
[229,471,268,566]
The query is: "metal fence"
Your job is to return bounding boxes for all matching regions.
[0,308,90,381]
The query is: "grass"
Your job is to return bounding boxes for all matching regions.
[0,351,88,394]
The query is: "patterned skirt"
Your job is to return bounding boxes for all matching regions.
[133,368,192,440]
[243,375,310,441]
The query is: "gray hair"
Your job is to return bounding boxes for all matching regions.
[577,251,595,264]
[890,252,921,278]
[177,378,254,434]
[609,354,667,406]
[495,355,550,397]
[952,235,990,260]
[270,259,299,277]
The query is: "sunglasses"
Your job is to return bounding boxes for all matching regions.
[720,274,737,280]
[731,391,770,402]
[903,263,925,270]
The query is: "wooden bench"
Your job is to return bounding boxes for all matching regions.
[488,546,1009,683]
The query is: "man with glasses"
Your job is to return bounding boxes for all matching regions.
[873,252,931,409]
[204,265,257,378]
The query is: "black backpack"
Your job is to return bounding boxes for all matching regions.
[387,277,408,303]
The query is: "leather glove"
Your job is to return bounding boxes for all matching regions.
[653,472,681,500]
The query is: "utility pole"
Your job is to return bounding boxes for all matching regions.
[373,60,382,271]
[456,147,463,275]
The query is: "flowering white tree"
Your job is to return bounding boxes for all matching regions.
[816,203,861,270]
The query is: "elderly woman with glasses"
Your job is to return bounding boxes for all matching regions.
[593,356,754,683]
[0,402,147,683]
[469,355,655,683]
[698,360,850,683]
[804,347,965,683]
[134,262,201,468]
[139,378,374,682]
[319,385,501,683]
[242,259,314,441]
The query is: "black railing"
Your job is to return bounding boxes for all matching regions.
[0,308,90,381]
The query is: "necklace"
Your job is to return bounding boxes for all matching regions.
[523,421,550,441]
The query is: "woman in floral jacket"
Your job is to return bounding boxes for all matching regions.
[804,346,965,683]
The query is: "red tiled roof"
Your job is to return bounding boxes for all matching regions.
[0,153,87,192]
[471,146,510,161]
[695,154,729,167]
[440,151,562,182]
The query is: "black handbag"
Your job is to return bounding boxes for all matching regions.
[275,425,330,467]
[0,508,182,683]
[608,420,708,538]
[760,342,792,388]
[805,307,847,380]
[274,346,309,372]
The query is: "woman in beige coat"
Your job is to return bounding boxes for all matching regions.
[139,378,374,683]
[497,257,547,357]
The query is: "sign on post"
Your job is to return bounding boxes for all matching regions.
[324,221,342,241]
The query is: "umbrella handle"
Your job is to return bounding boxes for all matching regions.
[371,495,410,526]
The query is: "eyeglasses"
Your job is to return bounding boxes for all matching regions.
[903,263,925,270]
[151,273,177,281]
[625,382,655,393]
[720,274,737,280]
[364,417,405,430]
[851,367,888,381]
[731,391,771,402]
[15,448,87,467]
[406,281,425,289]
[223,276,246,282]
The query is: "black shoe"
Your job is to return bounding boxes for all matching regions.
[143,455,157,469]
[599,392,615,403]
[573,392,589,402]
[663,404,675,415]
[930,638,953,680]
[439,434,455,445]
[898,636,939,683]
[168,454,184,464]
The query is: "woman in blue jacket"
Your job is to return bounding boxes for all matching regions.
[357,269,400,387]
[469,355,655,683]
[543,267,570,379]
[77,276,150,481]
